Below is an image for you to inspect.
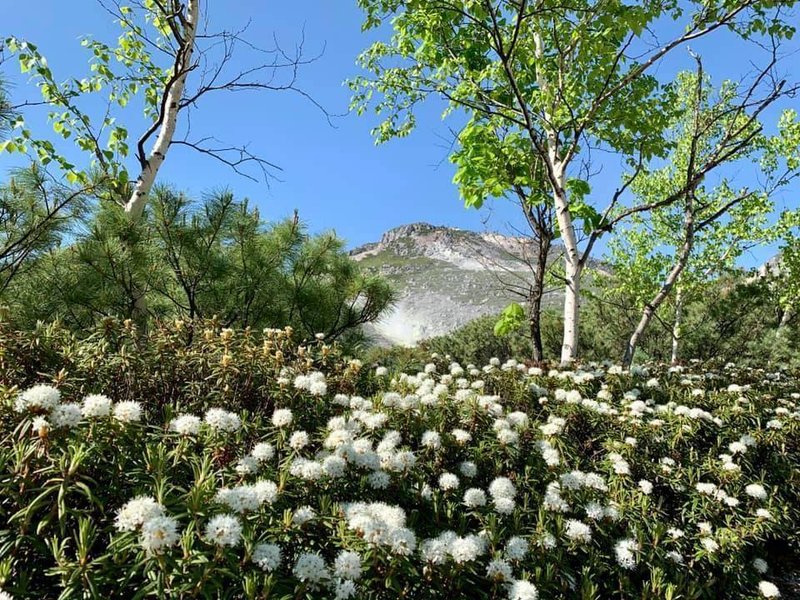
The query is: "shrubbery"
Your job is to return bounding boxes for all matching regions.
[1,322,799,599]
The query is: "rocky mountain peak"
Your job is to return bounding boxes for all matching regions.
[352,223,561,346]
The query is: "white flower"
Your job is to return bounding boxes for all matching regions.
[253,480,279,504]
[253,542,281,572]
[452,429,472,444]
[508,580,539,600]
[584,501,604,520]
[638,480,653,495]
[728,441,747,454]
[289,430,310,450]
[334,550,362,580]
[334,580,358,599]
[292,505,316,525]
[494,497,516,514]
[449,535,484,563]
[696,482,717,495]
[169,414,201,436]
[486,558,513,581]
[139,515,180,554]
[375,366,388,377]
[507,411,529,428]
[505,536,528,560]
[367,471,391,489]
[421,431,442,449]
[236,456,259,475]
[214,486,261,513]
[463,488,487,508]
[204,514,242,547]
[489,477,516,500]
[15,384,60,413]
[497,428,520,445]
[50,403,82,429]
[204,408,241,433]
[459,461,478,477]
[0,591,14,600]
[31,416,49,434]
[343,502,413,554]
[745,483,767,500]
[113,401,142,423]
[438,472,460,491]
[323,455,347,478]
[251,442,275,462]
[614,538,639,569]
[293,552,329,584]
[666,550,684,564]
[82,394,112,418]
[271,408,293,427]
[564,520,592,544]
[753,558,769,574]
[758,581,781,598]
[115,497,165,531]
[700,537,719,553]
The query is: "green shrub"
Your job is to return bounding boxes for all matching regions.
[1,324,799,599]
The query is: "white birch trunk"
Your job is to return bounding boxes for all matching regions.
[561,258,582,366]
[124,0,199,221]
[671,286,683,365]
[551,163,582,367]
[533,29,583,367]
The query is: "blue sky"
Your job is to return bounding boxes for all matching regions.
[2,1,798,266]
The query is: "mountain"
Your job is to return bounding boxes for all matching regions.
[350,222,563,346]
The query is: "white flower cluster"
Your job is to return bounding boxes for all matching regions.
[293,371,327,396]
[115,496,180,554]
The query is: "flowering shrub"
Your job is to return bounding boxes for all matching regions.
[1,341,799,598]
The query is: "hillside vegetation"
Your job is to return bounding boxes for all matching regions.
[0,321,798,599]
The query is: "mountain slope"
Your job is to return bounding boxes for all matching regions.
[351,223,563,346]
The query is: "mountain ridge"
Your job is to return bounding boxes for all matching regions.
[351,222,562,346]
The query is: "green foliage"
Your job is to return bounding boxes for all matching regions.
[0,165,88,294]
[1,322,799,598]
[0,186,393,344]
[493,302,525,337]
[2,5,177,190]
[580,275,800,368]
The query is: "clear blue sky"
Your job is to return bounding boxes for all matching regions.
[2,1,798,266]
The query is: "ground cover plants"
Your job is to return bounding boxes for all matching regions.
[1,322,798,599]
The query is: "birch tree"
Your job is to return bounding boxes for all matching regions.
[2,0,323,216]
[616,66,800,366]
[351,0,798,365]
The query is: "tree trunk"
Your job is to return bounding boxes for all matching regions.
[528,234,551,364]
[124,0,199,220]
[777,305,794,334]
[550,164,582,367]
[561,260,582,366]
[531,28,583,368]
[121,0,199,323]
[670,286,683,365]
[624,201,695,368]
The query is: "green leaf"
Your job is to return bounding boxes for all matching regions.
[494,302,526,336]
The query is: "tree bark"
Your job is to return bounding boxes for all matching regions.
[549,163,582,367]
[670,285,683,365]
[624,200,695,368]
[124,0,199,221]
[777,304,794,333]
[528,232,551,364]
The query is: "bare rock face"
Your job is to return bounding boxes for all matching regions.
[351,223,562,346]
